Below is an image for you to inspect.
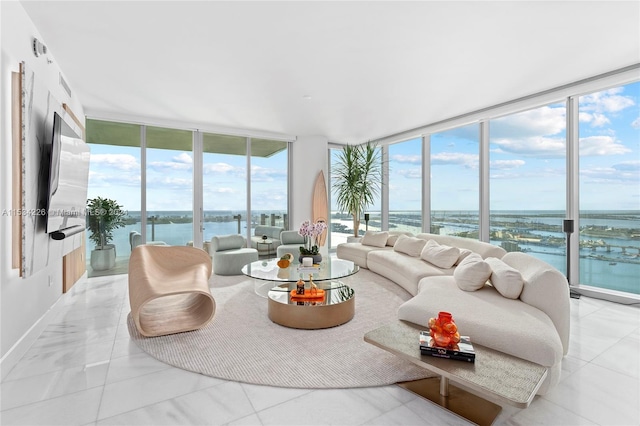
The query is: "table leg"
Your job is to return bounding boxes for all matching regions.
[398,377,502,426]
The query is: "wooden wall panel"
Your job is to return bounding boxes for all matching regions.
[11,69,23,272]
[63,233,86,293]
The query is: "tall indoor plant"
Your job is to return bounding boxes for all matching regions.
[332,142,382,237]
[86,197,125,270]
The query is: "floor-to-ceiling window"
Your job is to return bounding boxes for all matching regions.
[488,102,568,274]
[202,133,247,242]
[146,126,194,247]
[85,120,141,276]
[85,120,290,275]
[250,139,289,231]
[430,124,480,237]
[578,82,640,295]
[388,137,422,234]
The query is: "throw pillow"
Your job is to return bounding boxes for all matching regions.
[456,248,473,265]
[393,235,427,257]
[420,239,460,269]
[485,257,524,299]
[360,231,389,248]
[386,231,414,246]
[454,253,492,291]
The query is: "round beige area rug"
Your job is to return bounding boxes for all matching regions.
[127,268,433,388]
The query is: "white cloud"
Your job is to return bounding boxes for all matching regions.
[632,117,640,129]
[396,168,422,179]
[391,154,421,164]
[204,162,239,174]
[491,136,565,158]
[90,153,139,171]
[580,87,635,113]
[580,162,639,184]
[431,152,479,169]
[580,112,611,128]
[173,153,193,164]
[490,159,525,170]
[251,164,287,182]
[491,105,565,139]
[213,187,234,193]
[579,136,631,156]
[148,160,191,171]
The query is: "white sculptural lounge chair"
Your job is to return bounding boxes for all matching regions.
[128,245,215,337]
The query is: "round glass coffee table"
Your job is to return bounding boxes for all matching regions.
[241,257,359,329]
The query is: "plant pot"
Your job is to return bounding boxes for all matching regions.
[299,254,322,264]
[90,246,116,271]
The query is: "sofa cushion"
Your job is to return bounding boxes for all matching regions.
[416,233,507,259]
[420,239,460,269]
[280,230,305,245]
[399,276,564,368]
[361,231,389,248]
[386,231,414,246]
[453,253,491,291]
[485,257,524,299]
[393,235,427,257]
[211,235,245,252]
[336,242,392,269]
[368,250,450,296]
[455,248,473,265]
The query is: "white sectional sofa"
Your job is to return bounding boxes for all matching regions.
[337,231,570,395]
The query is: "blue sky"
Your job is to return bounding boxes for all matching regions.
[88,82,639,213]
[385,81,640,211]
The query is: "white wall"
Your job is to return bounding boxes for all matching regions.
[290,136,329,256]
[0,2,85,365]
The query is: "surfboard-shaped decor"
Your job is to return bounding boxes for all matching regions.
[312,170,328,247]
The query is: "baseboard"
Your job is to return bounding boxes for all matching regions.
[0,273,86,381]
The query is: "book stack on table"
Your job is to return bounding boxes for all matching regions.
[419,331,476,362]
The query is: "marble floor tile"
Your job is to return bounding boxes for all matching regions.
[542,362,640,426]
[104,351,173,384]
[0,387,103,425]
[590,332,640,378]
[98,367,224,420]
[240,383,312,412]
[228,413,264,425]
[4,339,115,381]
[98,381,255,426]
[256,388,386,425]
[503,397,597,426]
[0,362,109,411]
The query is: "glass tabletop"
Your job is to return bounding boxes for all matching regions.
[241,257,359,282]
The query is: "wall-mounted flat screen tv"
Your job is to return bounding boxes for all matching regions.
[46,112,90,235]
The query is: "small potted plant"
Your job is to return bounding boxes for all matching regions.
[86,197,125,270]
[298,220,327,264]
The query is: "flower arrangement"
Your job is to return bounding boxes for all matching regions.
[298,220,327,256]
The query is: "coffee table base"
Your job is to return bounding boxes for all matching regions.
[398,377,501,426]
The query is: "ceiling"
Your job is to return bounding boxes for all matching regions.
[20,1,640,144]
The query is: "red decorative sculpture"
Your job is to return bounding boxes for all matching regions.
[428,311,460,349]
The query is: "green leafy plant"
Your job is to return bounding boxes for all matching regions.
[86,197,126,249]
[332,142,382,237]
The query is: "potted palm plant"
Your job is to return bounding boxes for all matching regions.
[86,197,125,270]
[332,142,382,238]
